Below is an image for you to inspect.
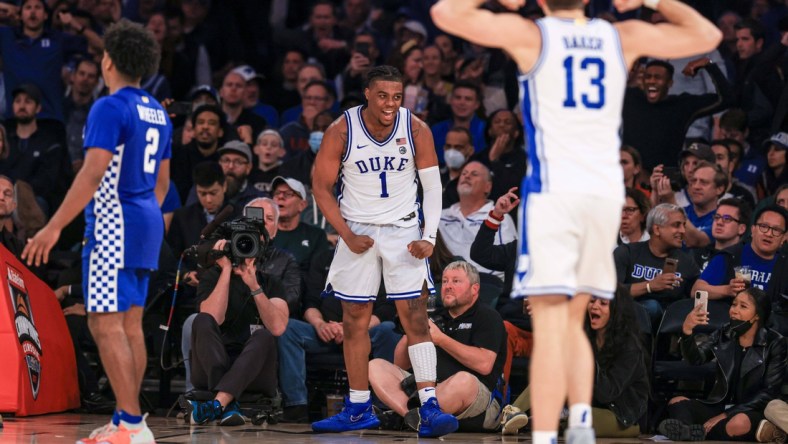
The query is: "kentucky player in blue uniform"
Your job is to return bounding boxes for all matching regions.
[433,0,721,443]
[23,20,169,444]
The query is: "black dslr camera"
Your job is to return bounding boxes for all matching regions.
[191,206,270,268]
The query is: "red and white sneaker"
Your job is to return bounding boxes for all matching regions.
[77,416,155,444]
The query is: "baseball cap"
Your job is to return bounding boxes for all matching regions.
[271,176,306,200]
[402,20,428,40]
[764,132,788,150]
[218,140,252,163]
[231,65,265,85]
[188,84,220,104]
[679,141,715,163]
[12,83,42,104]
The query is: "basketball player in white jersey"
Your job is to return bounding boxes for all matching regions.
[432,1,721,443]
[310,65,458,438]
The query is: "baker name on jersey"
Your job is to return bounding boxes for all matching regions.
[354,156,409,174]
[563,35,603,51]
[136,105,167,125]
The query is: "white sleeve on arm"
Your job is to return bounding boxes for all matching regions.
[418,166,442,245]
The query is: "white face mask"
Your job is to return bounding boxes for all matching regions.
[309,131,324,153]
[444,148,466,170]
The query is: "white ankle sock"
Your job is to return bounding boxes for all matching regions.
[349,389,370,404]
[533,430,558,444]
[418,387,436,404]
[569,403,592,428]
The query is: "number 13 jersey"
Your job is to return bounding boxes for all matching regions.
[520,17,626,199]
[339,105,420,225]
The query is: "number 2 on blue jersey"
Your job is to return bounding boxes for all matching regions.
[563,56,605,109]
[144,127,159,174]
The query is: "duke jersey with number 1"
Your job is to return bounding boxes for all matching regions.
[520,17,626,198]
[82,87,172,270]
[339,105,419,225]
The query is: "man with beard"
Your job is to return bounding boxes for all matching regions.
[1,83,68,212]
[614,204,700,327]
[63,59,99,173]
[439,161,516,296]
[172,104,224,201]
[622,59,733,170]
[217,140,264,214]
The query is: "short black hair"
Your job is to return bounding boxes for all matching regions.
[735,18,766,42]
[719,108,749,132]
[545,0,584,11]
[717,197,751,227]
[365,65,403,89]
[190,104,224,126]
[193,161,225,188]
[103,19,160,80]
[645,60,674,79]
[710,139,732,162]
[453,80,481,102]
[753,204,788,228]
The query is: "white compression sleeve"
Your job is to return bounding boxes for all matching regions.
[417,166,442,244]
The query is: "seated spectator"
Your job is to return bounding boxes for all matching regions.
[279,80,336,159]
[283,0,352,79]
[171,104,224,201]
[658,288,786,442]
[248,129,286,195]
[620,145,650,197]
[719,108,766,189]
[439,161,516,305]
[232,65,279,130]
[690,198,750,272]
[509,288,649,438]
[614,204,700,326]
[777,184,788,210]
[431,81,486,164]
[63,58,99,173]
[758,131,788,198]
[335,32,380,100]
[651,141,716,209]
[265,49,306,115]
[280,62,328,127]
[659,161,727,248]
[1,83,69,213]
[185,231,289,425]
[711,139,757,208]
[280,110,334,188]
[619,188,651,245]
[369,261,507,433]
[271,176,330,273]
[692,204,787,300]
[219,69,267,145]
[473,109,526,206]
[439,126,474,209]
[215,140,266,213]
[277,250,401,423]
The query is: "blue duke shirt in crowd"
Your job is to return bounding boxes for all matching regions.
[0,27,87,121]
[700,243,777,290]
[683,204,716,241]
[82,87,173,270]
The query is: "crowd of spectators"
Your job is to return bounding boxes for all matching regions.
[0,0,786,439]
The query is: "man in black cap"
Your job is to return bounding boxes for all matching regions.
[0,83,69,212]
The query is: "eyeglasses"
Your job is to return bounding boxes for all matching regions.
[622,206,640,215]
[219,158,248,167]
[713,214,740,224]
[273,190,299,199]
[755,223,786,237]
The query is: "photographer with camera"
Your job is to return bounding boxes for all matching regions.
[368,261,508,433]
[185,203,289,426]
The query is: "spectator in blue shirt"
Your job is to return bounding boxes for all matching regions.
[431,81,486,165]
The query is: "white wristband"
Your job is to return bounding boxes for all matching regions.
[643,0,660,10]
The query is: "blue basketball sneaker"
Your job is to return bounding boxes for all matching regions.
[311,397,380,432]
[186,399,222,425]
[219,401,245,426]
[418,397,458,438]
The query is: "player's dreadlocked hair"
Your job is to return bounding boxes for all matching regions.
[103,19,160,80]
[365,65,403,89]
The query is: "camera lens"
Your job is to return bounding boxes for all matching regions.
[232,233,258,257]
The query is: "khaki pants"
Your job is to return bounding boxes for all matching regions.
[765,399,788,432]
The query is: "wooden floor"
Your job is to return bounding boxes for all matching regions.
[0,412,748,444]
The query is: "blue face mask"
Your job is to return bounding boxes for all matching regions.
[309,131,324,153]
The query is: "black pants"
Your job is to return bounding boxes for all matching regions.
[668,399,764,441]
[65,313,100,395]
[190,313,278,400]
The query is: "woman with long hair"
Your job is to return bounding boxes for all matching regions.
[658,288,787,441]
